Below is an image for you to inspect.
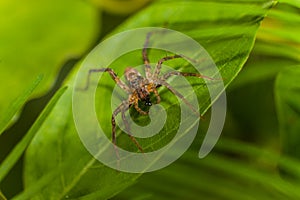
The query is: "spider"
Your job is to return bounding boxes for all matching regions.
[83,32,213,155]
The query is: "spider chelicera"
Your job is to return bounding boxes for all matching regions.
[83,32,213,154]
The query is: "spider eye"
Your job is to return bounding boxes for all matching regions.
[145,98,152,106]
[145,101,152,106]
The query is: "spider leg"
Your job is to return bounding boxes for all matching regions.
[153,55,182,79]
[82,68,130,93]
[153,88,161,104]
[158,80,201,118]
[121,110,144,153]
[112,101,129,159]
[143,32,153,79]
[161,71,216,81]
[112,101,144,155]
[134,100,148,115]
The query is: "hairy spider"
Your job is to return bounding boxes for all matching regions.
[83,32,213,155]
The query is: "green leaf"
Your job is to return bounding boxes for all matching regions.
[0,190,7,200]
[115,138,300,200]
[275,66,300,159]
[256,2,300,62]
[278,0,300,8]
[0,75,43,135]
[23,0,275,199]
[0,0,98,117]
[113,0,276,112]
[90,0,152,14]
[228,58,297,90]
[224,2,300,143]
[23,85,136,199]
[228,2,300,88]
[0,86,67,183]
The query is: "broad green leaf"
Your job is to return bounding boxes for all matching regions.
[110,0,277,115]
[0,0,98,117]
[275,66,300,159]
[0,75,43,135]
[23,84,137,199]
[0,86,67,183]
[90,0,152,14]
[23,0,275,199]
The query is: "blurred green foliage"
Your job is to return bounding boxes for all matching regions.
[0,0,300,199]
[0,0,98,116]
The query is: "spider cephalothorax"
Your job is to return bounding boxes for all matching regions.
[125,67,160,113]
[125,67,157,108]
[84,32,212,153]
